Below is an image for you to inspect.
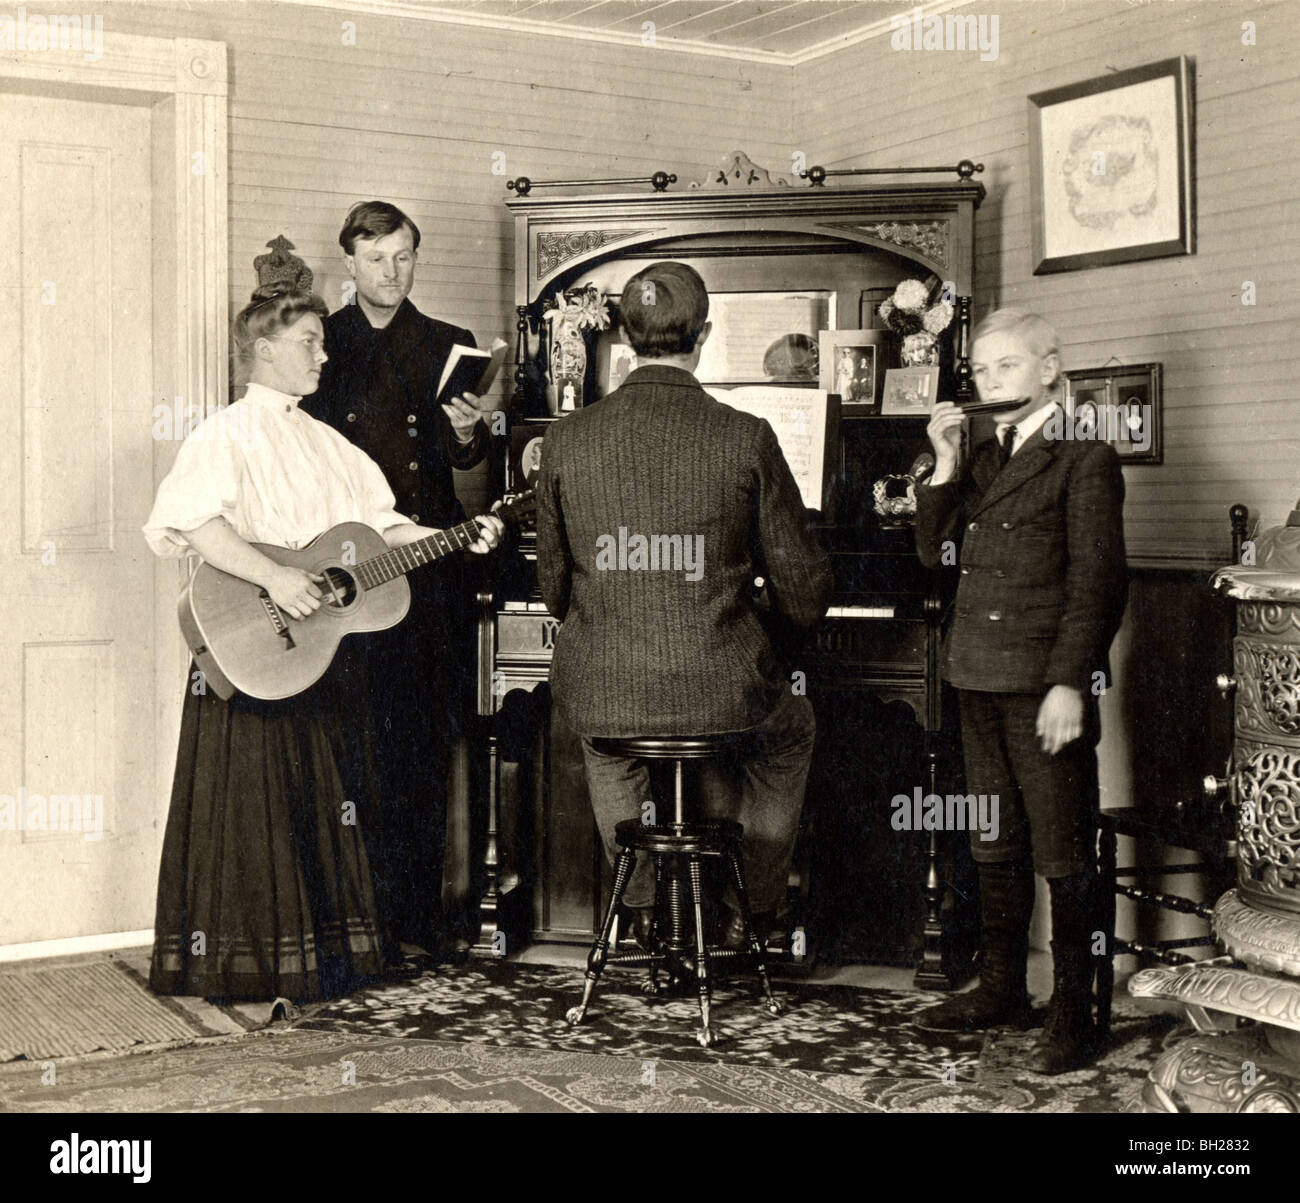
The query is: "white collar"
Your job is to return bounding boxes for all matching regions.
[242,381,302,413]
[996,399,1057,449]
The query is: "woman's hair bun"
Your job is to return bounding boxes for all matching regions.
[250,280,297,304]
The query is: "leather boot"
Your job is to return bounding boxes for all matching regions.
[1030,872,1100,1075]
[916,858,1036,1033]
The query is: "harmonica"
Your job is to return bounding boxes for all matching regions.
[958,396,1031,416]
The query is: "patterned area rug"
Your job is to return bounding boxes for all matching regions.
[294,962,976,1076]
[287,961,1178,1111]
[0,960,217,1061]
[0,1029,873,1113]
[0,960,1184,1112]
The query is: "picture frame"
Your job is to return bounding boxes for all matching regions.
[606,342,638,394]
[818,329,891,414]
[881,366,940,416]
[1062,362,1163,464]
[1028,56,1194,275]
[508,421,553,494]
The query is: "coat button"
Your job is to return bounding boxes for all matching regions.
[961,567,971,575]
[407,414,417,424]
[994,569,1006,578]
[346,412,356,422]
[1001,521,1015,530]
[409,461,419,471]
[988,611,1002,621]
[968,521,979,532]
[411,514,419,523]
[409,428,418,437]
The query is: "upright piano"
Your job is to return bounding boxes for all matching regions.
[473,157,984,986]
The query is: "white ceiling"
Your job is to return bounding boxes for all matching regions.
[293,0,977,64]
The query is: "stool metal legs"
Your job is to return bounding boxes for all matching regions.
[726,846,782,1017]
[687,855,714,1047]
[566,816,781,1045]
[566,848,635,1027]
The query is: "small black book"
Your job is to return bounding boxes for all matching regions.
[436,338,508,405]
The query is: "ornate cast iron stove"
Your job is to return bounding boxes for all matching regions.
[1129,521,1300,1112]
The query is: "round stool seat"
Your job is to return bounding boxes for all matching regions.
[614,816,743,856]
[589,734,737,760]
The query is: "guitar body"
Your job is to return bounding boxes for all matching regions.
[179,522,410,701]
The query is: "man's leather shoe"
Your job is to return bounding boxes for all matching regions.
[618,905,655,951]
[719,907,782,951]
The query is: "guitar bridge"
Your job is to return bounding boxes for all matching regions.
[258,590,296,648]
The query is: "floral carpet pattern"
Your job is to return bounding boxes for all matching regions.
[293,963,977,1077]
[0,962,1181,1113]
[287,962,1175,1111]
[0,1029,871,1113]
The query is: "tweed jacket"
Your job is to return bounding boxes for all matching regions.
[536,364,832,737]
[914,410,1128,695]
[303,298,489,528]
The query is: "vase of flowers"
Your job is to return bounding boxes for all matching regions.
[542,284,610,413]
[877,279,954,367]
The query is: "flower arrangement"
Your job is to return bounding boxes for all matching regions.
[542,283,610,332]
[877,278,953,338]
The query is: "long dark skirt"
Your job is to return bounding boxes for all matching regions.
[149,643,392,1003]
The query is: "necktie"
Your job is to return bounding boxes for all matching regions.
[998,424,1018,469]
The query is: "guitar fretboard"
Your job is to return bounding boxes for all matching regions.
[355,520,483,589]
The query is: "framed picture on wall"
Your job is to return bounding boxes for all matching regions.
[1063,363,1163,464]
[818,329,891,414]
[1028,56,1195,275]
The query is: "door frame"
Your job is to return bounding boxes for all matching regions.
[0,33,228,957]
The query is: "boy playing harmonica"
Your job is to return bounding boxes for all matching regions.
[913,309,1128,1073]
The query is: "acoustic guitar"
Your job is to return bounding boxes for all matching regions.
[178,491,535,701]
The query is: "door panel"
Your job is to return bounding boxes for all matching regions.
[0,92,158,945]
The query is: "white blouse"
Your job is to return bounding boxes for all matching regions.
[143,382,412,558]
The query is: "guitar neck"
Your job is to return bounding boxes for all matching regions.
[355,519,482,589]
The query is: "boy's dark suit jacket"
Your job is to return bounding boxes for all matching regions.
[914,408,1128,696]
[536,364,832,738]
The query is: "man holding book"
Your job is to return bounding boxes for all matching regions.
[303,199,497,961]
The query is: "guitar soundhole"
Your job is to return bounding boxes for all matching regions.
[320,567,359,609]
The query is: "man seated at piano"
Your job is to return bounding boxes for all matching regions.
[534,260,833,948]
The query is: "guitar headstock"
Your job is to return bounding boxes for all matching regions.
[496,488,537,528]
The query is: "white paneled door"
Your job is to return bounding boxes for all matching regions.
[0,92,161,945]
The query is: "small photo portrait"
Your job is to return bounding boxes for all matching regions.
[608,344,638,392]
[818,329,890,413]
[556,375,581,411]
[509,422,552,492]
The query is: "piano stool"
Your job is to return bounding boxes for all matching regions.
[564,734,781,1048]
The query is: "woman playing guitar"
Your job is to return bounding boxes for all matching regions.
[143,282,503,1003]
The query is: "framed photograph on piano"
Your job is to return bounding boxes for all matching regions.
[818,329,891,414]
[881,366,940,416]
[508,421,552,494]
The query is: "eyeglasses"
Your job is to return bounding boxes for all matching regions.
[271,335,326,355]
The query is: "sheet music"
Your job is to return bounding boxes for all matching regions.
[706,386,830,510]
